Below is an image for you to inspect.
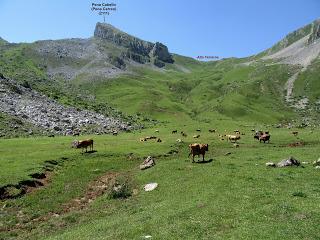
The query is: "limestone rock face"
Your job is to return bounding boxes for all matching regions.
[308,19,320,44]
[94,22,154,55]
[94,23,174,67]
[150,42,174,63]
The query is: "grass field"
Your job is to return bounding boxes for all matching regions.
[1,123,320,239]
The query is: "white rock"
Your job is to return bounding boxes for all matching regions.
[143,183,158,192]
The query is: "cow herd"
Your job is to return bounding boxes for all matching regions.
[71,128,278,162]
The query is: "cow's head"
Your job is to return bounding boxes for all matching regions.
[72,140,79,148]
[201,144,209,151]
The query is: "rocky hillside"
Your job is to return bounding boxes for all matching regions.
[0,74,131,136]
[257,19,320,113]
[30,23,175,82]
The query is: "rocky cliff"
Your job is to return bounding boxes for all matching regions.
[94,22,174,66]
[307,19,320,44]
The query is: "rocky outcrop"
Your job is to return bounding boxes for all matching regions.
[94,22,154,55]
[94,23,174,67]
[0,75,131,135]
[308,19,320,44]
[150,42,174,63]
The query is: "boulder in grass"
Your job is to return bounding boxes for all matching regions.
[139,156,155,170]
[312,158,320,167]
[266,162,276,167]
[143,183,158,192]
[277,156,300,167]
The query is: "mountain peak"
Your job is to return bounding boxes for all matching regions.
[94,22,174,66]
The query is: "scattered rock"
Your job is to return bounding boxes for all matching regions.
[277,156,300,167]
[266,162,276,167]
[143,183,158,192]
[140,156,156,170]
[0,78,132,135]
[312,158,320,167]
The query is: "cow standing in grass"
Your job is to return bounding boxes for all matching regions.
[188,143,209,162]
[259,134,270,143]
[72,139,94,153]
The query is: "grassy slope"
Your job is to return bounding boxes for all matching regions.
[0,37,311,129]
[294,58,320,102]
[1,126,320,239]
[79,55,298,125]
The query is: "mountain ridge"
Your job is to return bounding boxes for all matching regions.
[0,19,319,137]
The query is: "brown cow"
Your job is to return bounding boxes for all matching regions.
[254,131,263,140]
[72,139,94,153]
[188,143,209,162]
[259,134,270,143]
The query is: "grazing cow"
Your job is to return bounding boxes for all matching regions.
[193,134,200,138]
[208,129,216,133]
[140,137,146,142]
[181,131,187,137]
[112,131,118,136]
[254,131,263,140]
[196,129,201,132]
[292,131,298,136]
[172,130,178,134]
[188,143,209,162]
[48,134,55,138]
[72,139,94,153]
[259,134,270,143]
[225,134,241,143]
[73,132,80,136]
[157,138,162,142]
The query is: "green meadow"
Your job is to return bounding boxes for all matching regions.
[1,123,320,239]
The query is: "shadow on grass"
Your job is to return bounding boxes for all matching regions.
[193,159,213,164]
[82,150,97,154]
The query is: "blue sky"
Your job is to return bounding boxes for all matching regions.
[0,0,319,58]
